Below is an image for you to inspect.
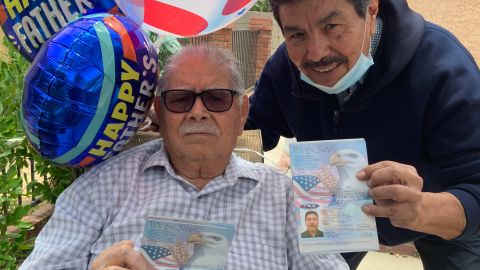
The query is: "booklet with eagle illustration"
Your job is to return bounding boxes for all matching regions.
[289,138,379,254]
[140,216,235,270]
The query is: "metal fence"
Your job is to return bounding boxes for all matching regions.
[232,30,259,88]
[178,35,211,46]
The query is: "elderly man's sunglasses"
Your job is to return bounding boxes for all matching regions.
[161,89,238,113]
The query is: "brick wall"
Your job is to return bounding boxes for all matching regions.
[206,24,233,50]
[183,14,273,83]
[248,17,272,79]
[200,15,273,81]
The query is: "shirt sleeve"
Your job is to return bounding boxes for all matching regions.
[449,186,480,239]
[285,182,349,270]
[19,171,104,270]
[417,32,480,239]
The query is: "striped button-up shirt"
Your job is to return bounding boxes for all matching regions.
[20,140,348,270]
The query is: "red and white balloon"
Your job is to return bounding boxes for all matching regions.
[115,0,257,37]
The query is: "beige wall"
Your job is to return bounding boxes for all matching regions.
[408,0,480,63]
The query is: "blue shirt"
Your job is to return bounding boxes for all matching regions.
[20,140,348,269]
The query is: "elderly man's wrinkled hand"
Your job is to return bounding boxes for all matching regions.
[90,240,154,270]
[357,161,426,231]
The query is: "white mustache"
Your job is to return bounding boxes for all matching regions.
[179,122,220,136]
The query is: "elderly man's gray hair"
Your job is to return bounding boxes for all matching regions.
[155,45,245,97]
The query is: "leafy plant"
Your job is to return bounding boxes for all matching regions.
[0,37,34,269]
[0,38,76,269]
[250,0,271,12]
[0,31,175,268]
[148,32,182,74]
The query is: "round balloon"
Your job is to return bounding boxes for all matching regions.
[114,0,257,37]
[0,0,120,61]
[21,13,158,167]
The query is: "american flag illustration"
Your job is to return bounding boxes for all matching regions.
[293,175,329,200]
[141,245,179,267]
[293,175,321,192]
[293,165,339,196]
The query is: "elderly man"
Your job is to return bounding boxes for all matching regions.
[245,0,480,269]
[19,45,348,270]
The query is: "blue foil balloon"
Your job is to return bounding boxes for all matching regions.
[21,13,158,167]
[0,0,119,61]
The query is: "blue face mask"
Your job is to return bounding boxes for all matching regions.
[300,16,374,95]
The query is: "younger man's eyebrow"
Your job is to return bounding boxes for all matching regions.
[282,11,340,34]
[283,25,303,34]
[316,11,340,26]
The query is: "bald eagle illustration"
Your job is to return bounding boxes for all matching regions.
[329,149,368,193]
[186,232,230,268]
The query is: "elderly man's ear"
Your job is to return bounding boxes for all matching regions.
[138,96,162,133]
[151,96,163,132]
[238,95,250,135]
[137,98,161,133]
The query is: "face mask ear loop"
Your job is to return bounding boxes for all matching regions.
[359,10,371,61]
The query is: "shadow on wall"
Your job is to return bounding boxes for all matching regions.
[408,0,480,63]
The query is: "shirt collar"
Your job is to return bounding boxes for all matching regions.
[370,17,383,58]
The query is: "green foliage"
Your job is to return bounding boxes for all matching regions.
[0,37,33,269]
[148,32,182,75]
[250,0,271,12]
[0,32,173,267]
[0,38,76,269]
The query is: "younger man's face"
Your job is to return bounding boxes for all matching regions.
[306,213,319,231]
[280,0,378,87]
